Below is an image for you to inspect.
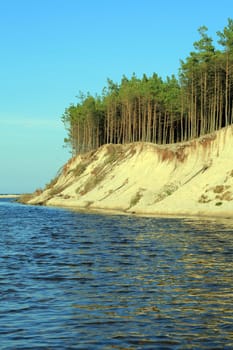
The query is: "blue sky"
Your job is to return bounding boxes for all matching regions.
[0,0,232,193]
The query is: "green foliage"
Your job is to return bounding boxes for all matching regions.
[62,18,233,154]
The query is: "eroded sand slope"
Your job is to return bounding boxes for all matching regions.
[27,125,233,217]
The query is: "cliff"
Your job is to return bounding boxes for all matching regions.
[27,125,233,218]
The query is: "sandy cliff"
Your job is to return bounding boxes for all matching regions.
[27,125,233,218]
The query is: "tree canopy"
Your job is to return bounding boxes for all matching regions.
[62,18,233,155]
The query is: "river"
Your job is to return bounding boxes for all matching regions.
[0,198,232,349]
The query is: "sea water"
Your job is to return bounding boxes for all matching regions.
[0,198,233,349]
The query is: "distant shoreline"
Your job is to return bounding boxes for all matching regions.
[0,194,20,198]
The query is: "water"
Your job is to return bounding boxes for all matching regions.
[0,198,233,349]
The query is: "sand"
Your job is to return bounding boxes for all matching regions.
[0,194,20,198]
[27,125,233,219]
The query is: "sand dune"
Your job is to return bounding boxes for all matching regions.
[27,125,233,218]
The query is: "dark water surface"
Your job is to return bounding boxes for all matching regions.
[0,198,232,349]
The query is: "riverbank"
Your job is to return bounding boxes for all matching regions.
[0,194,20,198]
[36,201,233,221]
[23,125,233,219]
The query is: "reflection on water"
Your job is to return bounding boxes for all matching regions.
[0,198,233,349]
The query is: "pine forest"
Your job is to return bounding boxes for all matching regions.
[62,19,233,155]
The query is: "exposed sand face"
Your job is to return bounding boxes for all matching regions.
[28,125,233,218]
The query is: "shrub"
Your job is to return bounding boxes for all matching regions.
[129,191,143,208]
[73,161,90,177]
[213,185,225,193]
[80,172,106,195]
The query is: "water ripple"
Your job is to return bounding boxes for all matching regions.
[0,198,233,349]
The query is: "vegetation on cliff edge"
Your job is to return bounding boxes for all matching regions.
[62,19,233,155]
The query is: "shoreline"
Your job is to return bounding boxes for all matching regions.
[41,201,233,221]
[0,194,20,198]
